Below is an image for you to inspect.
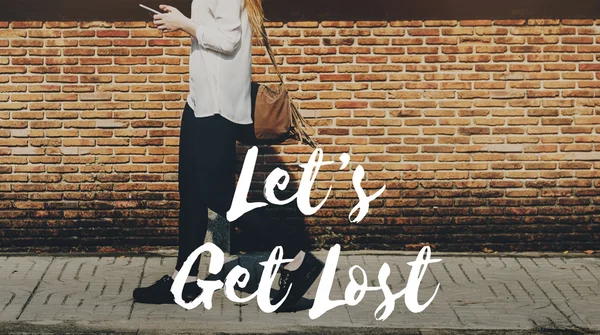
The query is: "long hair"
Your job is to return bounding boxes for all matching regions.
[244,0,265,39]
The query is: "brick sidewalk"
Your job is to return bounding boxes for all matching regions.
[0,252,599,334]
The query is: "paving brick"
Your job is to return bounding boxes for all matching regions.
[1,253,598,331]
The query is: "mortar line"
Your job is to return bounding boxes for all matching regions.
[16,256,54,320]
[128,257,148,320]
[515,257,582,329]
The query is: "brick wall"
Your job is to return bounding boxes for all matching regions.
[1,18,599,252]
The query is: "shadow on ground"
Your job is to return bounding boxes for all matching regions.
[0,321,598,335]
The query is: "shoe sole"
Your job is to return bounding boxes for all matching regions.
[132,292,176,304]
[276,254,325,312]
[133,290,200,305]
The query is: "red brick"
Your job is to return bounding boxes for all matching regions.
[0,18,598,252]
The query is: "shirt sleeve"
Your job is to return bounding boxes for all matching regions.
[195,0,243,55]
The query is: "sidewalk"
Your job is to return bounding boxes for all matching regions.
[0,250,599,334]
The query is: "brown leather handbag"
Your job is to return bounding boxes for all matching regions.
[237,25,316,148]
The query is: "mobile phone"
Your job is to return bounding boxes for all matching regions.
[139,4,161,15]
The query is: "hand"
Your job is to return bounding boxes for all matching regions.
[153,5,188,32]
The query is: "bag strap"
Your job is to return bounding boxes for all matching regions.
[260,24,285,85]
[260,23,317,148]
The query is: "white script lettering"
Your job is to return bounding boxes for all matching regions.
[227,147,385,223]
[172,243,441,320]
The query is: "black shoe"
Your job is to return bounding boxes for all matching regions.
[133,274,202,304]
[272,252,324,312]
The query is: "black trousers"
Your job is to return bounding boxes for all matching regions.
[175,103,306,276]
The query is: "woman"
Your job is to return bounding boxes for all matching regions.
[132,0,324,312]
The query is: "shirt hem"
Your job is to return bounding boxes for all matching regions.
[186,95,252,125]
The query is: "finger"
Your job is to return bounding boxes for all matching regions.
[160,4,173,12]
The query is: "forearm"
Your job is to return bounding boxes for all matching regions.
[181,17,199,41]
[183,19,242,54]
[182,0,243,55]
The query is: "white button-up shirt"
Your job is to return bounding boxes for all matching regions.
[186,0,253,125]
